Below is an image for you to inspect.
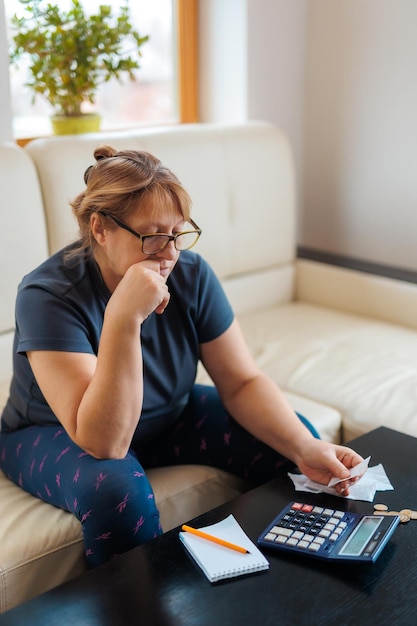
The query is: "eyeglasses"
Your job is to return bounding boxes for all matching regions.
[99,211,202,255]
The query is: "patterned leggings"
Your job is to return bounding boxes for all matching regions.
[0,385,319,567]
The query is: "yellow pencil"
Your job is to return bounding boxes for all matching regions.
[181,524,250,554]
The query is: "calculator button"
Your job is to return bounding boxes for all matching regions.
[304,534,314,543]
[275,535,287,544]
[264,533,277,541]
[287,538,299,546]
[330,533,339,541]
[319,529,331,538]
[308,543,321,552]
[312,506,324,514]
[313,537,325,545]
[301,504,313,512]
[292,531,304,540]
[334,510,344,518]
[324,524,335,533]
[298,540,310,549]
[275,527,292,537]
[323,509,334,516]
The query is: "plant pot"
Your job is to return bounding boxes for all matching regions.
[51,113,101,135]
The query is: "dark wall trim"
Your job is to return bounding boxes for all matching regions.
[297,246,417,285]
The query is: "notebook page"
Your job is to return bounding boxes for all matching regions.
[179,514,269,582]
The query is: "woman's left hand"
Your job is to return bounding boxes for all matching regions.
[295,440,365,496]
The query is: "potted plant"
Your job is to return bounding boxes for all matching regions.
[9,0,149,135]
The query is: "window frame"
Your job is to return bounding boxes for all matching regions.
[177,0,198,123]
[16,0,198,147]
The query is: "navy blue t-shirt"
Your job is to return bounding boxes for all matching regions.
[1,246,234,441]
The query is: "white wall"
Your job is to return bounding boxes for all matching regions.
[199,0,417,274]
[247,0,306,219]
[199,0,307,231]
[301,0,417,272]
[199,0,248,123]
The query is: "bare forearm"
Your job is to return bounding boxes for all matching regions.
[76,320,143,459]
[222,374,313,463]
[224,374,365,493]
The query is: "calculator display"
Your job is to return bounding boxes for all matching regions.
[339,516,382,556]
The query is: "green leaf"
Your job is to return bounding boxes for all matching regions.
[9,0,150,117]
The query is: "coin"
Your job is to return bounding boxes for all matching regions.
[372,505,417,522]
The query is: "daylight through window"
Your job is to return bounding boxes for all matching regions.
[6,0,178,138]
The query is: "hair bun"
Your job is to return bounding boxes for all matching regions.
[94,145,117,162]
[84,145,118,184]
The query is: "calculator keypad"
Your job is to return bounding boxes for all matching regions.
[262,502,348,553]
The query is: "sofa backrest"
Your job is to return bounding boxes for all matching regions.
[26,122,297,314]
[0,143,48,384]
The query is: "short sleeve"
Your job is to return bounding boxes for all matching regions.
[188,254,235,343]
[16,284,96,355]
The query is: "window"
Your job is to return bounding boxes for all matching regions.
[5,0,197,140]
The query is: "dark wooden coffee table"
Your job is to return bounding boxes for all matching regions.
[1,426,416,625]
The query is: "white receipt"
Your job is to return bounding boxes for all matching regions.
[288,456,394,502]
[327,456,371,487]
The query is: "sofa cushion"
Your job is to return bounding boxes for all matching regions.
[0,468,84,614]
[0,464,248,613]
[283,391,342,444]
[148,465,249,531]
[236,302,417,442]
[195,361,342,445]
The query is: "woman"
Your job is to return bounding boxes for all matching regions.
[0,146,363,567]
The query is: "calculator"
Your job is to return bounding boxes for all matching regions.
[258,501,400,562]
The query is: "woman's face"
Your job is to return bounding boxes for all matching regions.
[92,193,186,292]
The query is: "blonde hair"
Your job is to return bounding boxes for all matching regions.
[69,145,192,256]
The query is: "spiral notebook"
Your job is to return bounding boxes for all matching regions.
[179,514,269,582]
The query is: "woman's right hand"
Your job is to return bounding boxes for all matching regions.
[107,259,171,325]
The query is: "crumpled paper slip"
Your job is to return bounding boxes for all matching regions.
[288,456,394,502]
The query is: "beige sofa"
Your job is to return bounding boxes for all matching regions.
[1,122,417,613]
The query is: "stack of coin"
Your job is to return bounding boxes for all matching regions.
[373,503,417,523]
